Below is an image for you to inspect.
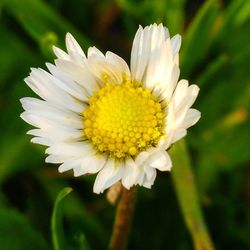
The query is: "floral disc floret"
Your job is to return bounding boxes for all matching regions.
[83,81,166,158]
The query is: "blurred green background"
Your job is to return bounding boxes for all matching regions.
[0,0,249,249]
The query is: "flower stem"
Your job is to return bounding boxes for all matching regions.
[169,140,215,250]
[109,186,137,250]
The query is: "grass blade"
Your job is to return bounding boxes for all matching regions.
[169,140,215,250]
[3,0,91,58]
[181,0,220,77]
[51,187,72,250]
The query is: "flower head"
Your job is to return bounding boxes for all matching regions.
[21,23,200,194]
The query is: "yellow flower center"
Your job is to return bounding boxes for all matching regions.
[83,82,165,158]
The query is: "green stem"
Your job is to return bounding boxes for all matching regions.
[109,186,137,250]
[169,140,215,250]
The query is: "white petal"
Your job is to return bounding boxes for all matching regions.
[142,168,157,188]
[171,79,189,108]
[46,142,91,158]
[31,137,51,146]
[122,158,141,189]
[183,109,201,128]
[46,154,73,164]
[176,84,200,113]
[93,159,123,194]
[25,68,85,113]
[144,39,174,91]
[144,165,155,180]
[53,46,70,60]
[87,58,124,84]
[105,51,130,77]
[148,150,172,171]
[134,150,150,168]
[59,158,82,173]
[46,63,89,101]
[27,127,83,143]
[87,46,105,59]
[172,128,187,143]
[55,59,99,95]
[171,34,181,55]
[130,25,144,81]
[21,111,82,132]
[21,100,83,129]
[130,23,179,89]
[65,33,86,57]
[73,154,107,176]
[159,64,180,101]
[173,84,200,128]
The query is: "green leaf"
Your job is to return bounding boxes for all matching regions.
[165,0,185,33]
[181,0,220,77]
[215,0,250,43]
[73,233,91,250]
[39,178,106,249]
[169,140,215,250]
[195,54,228,87]
[0,24,40,84]
[3,0,91,59]
[0,208,48,250]
[51,187,73,250]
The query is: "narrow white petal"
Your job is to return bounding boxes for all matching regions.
[53,46,70,60]
[176,84,200,113]
[46,63,89,101]
[159,64,180,101]
[172,128,187,143]
[65,33,86,57]
[142,168,157,188]
[25,69,85,113]
[130,25,147,82]
[171,34,181,55]
[73,154,107,176]
[144,165,155,180]
[130,23,180,92]
[31,137,51,146]
[172,84,200,128]
[134,150,150,168]
[59,158,82,173]
[21,108,83,130]
[105,51,130,77]
[93,160,123,194]
[122,159,141,189]
[88,58,124,84]
[144,39,173,91]
[21,111,82,132]
[46,142,91,158]
[183,109,201,128]
[87,46,105,59]
[148,150,172,171]
[171,79,189,108]
[55,59,99,95]
[46,154,73,164]
[27,127,83,143]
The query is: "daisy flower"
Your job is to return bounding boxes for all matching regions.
[20,23,200,194]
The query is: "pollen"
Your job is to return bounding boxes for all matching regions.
[83,82,166,158]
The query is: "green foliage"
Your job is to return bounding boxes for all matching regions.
[170,141,214,250]
[0,0,249,249]
[2,0,91,59]
[52,187,73,250]
[0,209,48,250]
[181,0,220,77]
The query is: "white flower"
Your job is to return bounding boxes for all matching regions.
[21,23,200,194]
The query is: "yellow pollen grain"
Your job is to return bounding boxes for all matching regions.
[83,82,166,158]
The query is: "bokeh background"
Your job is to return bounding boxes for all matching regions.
[0,0,249,249]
